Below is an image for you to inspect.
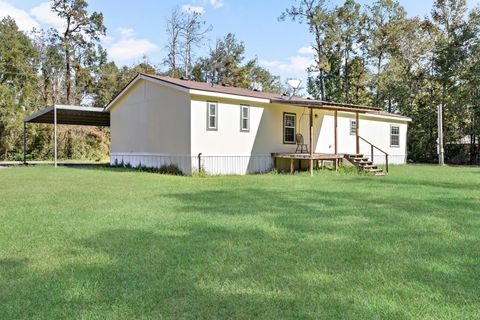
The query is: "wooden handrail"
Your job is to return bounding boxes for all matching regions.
[358,136,389,173]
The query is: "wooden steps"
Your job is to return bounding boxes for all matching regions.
[344,154,386,176]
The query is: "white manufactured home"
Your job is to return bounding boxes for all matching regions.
[24,73,411,175]
[105,74,410,175]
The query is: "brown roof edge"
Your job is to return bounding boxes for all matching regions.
[271,98,411,120]
[108,73,410,120]
[271,99,380,113]
[138,74,385,113]
[141,73,281,100]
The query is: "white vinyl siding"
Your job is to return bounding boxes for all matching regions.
[240,105,249,132]
[207,102,217,130]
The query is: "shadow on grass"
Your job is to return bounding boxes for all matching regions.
[2,185,479,319]
[2,227,378,319]
[373,177,480,191]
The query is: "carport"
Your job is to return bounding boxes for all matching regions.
[24,105,110,166]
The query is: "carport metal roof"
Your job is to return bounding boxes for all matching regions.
[23,105,110,167]
[25,105,110,126]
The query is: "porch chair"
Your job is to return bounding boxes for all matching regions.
[295,133,309,153]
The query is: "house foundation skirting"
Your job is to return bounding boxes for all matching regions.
[195,154,273,175]
[110,153,192,174]
[110,153,407,175]
[110,153,273,175]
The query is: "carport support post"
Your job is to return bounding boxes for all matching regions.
[309,107,314,176]
[54,105,57,168]
[23,122,27,164]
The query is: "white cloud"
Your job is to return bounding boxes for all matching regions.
[106,28,158,63]
[0,1,39,31]
[260,47,317,92]
[298,46,315,55]
[208,0,223,9]
[108,39,157,61]
[0,1,158,65]
[261,55,314,75]
[99,34,114,45]
[30,1,64,31]
[182,4,206,14]
[118,27,135,38]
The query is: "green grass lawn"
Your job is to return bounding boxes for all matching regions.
[1,165,479,319]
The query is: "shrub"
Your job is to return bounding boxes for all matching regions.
[191,167,208,177]
[158,164,183,176]
[109,162,183,176]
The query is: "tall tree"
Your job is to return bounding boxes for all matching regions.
[164,7,183,78]
[180,10,211,79]
[191,33,282,92]
[0,17,39,160]
[366,0,406,107]
[32,29,64,105]
[244,60,283,93]
[51,0,105,104]
[336,0,364,103]
[280,0,329,100]
[458,7,480,163]
[196,33,246,85]
[430,0,470,154]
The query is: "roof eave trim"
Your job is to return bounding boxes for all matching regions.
[270,99,381,113]
[365,113,412,122]
[24,105,54,122]
[190,90,271,103]
[104,74,191,111]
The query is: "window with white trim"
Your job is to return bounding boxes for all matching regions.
[391,125,400,147]
[283,113,296,144]
[240,105,249,132]
[350,119,357,135]
[207,102,217,130]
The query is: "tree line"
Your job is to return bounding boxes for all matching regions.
[0,0,479,164]
[0,0,281,161]
[282,0,480,164]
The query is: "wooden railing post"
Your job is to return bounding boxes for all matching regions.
[309,107,314,176]
[54,105,57,168]
[355,112,360,154]
[359,135,390,174]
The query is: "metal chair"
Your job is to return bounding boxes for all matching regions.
[295,133,309,153]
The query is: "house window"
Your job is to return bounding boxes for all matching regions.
[207,102,217,130]
[283,113,296,144]
[391,125,400,147]
[350,119,357,135]
[240,105,249,132]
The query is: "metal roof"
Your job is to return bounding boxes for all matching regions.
[270,98,381,113]
[106,73,410,121]
[25,105,110,126]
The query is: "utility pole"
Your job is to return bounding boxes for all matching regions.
[437,105,445,165]
[54,105,58,168]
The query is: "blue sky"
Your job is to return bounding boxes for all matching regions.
[2,0,480,83]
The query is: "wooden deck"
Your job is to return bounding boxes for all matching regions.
[271,153,344,175]
[271,153,344,160]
